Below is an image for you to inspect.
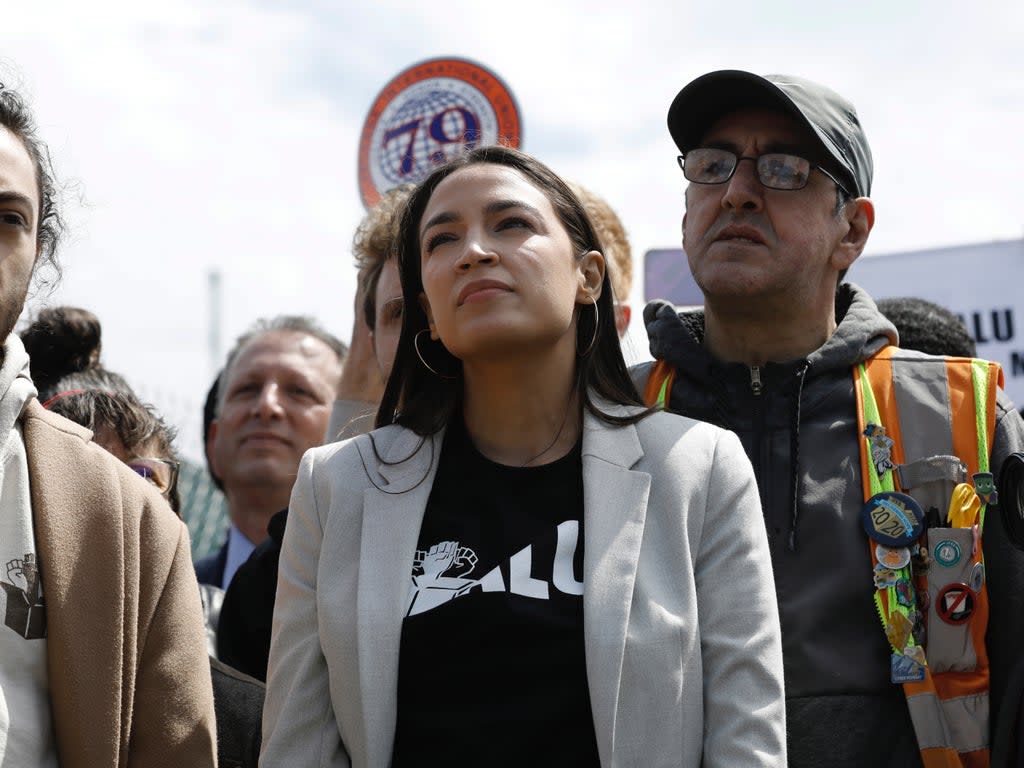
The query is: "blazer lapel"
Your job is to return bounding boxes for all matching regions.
[581,406,650,766]
[356,427,444,765]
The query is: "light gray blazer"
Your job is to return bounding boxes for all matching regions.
[261,403,786,767]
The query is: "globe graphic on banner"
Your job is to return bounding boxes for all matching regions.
[377,89,483,189]
[358,58,522,209]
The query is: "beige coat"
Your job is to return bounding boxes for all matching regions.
[22,400,217,767]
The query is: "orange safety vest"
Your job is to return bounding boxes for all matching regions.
[642,359,676,411]
[643,347,1002,768]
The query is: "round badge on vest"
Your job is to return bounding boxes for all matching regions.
[861,492,925,547]
[969,561,985,592]
[933,539,962,567]
[875,544,911,570]
[935,583,976,625]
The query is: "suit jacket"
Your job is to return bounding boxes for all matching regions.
[23,400,217,767]
[261,403,786,768]
[217,508,289,682]
[217,395,376,681]
[195,540,228,588]
[210,656,265,768]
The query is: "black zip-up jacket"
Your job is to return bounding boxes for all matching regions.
[638,283,1024,768]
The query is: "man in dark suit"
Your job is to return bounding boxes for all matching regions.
[194,316,345,590]
[217,187,411,681]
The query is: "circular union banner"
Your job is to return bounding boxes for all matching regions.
[357,57,522,209]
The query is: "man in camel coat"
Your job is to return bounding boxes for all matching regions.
[0,83,216,766]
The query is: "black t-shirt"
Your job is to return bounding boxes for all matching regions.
[391,417,600,767]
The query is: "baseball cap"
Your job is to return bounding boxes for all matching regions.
[667,70,873,198]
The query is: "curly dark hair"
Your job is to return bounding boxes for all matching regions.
[876,296,977,358]
[0,83,64,283]
[354,183,415,330]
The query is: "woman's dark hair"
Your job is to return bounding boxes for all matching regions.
[0,83,64,283]
[202,370,224,492]
[876,296,977,358]
[20,306,111,398]
[20,305,180,510]
[378,144,651,435]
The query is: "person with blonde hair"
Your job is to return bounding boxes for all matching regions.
[568,181,633,337]
[327,182,415,440]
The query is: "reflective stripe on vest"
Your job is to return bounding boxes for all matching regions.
[643,360,675,409]
[855,345,1001,768]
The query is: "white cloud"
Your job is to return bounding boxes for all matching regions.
[2,0,1021,459]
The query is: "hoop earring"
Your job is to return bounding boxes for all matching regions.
[414,329,457,379]
[578,294,599,358]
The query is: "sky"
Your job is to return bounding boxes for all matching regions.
[4,0,1022,461]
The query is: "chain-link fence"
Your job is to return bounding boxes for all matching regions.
[178,458,228,562]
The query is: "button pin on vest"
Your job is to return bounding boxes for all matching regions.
[875,544,911,569]
[861,492,926,548]
[863,423,896,475]
[935,583,977,625]
[973,471,998,505]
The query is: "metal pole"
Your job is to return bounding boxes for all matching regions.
[208,269,222,378]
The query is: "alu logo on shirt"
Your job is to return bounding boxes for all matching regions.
[405,520,583,617]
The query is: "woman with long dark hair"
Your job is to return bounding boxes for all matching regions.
[261,146,785,767]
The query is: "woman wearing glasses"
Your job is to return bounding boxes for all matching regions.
[40,387,181,505]
[262,146,786,767]
[21,304,265,768]
[21,306,181,507]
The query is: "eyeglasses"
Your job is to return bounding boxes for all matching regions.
[127,457,180,499]
[678,148,849,194]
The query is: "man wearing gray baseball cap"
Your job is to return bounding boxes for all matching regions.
[636,70,1024,767]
